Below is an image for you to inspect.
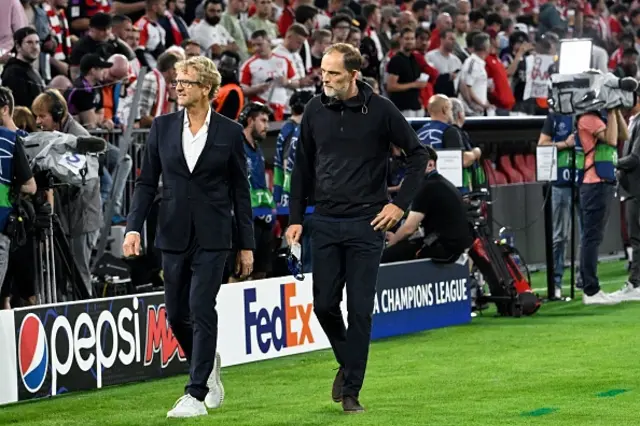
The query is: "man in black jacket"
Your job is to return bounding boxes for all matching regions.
[1,27,45,108]
[286,43,427,413]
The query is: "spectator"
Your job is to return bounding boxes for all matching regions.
[181,39,201,59]
[459,32,492,116]
[66,53,114,129]
[110,15,136,59]
[69,13,125,79]
[293,4,318,72]
[0,0,28,66]
[427,28,462,97]
[213,50,245,120]
[219,0,250,62]
[453,10,469,49]
[42,0,73,79]
[246,0,279,41]
[330,13,352,43]
[614,48,639,78]
[273,24,315,109]
[485,30,515,112]
[112,0,146,24]
[66,0,110,36]
[119,51,180,128]
[159,0,190,49]
[309,29,332,93]
[240,30,296,121]
[428,13,453,51]
[1,27,45,108]
[469,10,485,32]
[134,0,167,69]
[360,4,383,79]
[347,26,362,48]
[48,74,73,92]
[379,6,398,55]
[189,0,238,59]
[386,27,426,117]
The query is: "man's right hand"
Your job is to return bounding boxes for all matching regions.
[285,225,303,246]
[123,233,141,257]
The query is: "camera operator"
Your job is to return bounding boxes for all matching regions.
[0,88,38,309]
[382,145,473,264]
[30,90,103,299]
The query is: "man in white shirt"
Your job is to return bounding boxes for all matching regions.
[123,56,254,418]
[426,28,462,96]
[189,0,238,59]
[459,32,492,116]
[273,23,316,113]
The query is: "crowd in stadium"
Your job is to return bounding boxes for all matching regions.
[0,0,638,309]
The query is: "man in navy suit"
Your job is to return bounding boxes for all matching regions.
[123,56,255,418]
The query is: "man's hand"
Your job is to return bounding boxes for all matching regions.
[371,203,404,231]
[235,250,254,278]
[123,233,141,257]
[286,224,303,246]
[565,134,575,147]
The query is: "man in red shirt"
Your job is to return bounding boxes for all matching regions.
[485,30,514,112]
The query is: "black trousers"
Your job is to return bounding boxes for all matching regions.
[162,227,228,401]
[626,198,640,287]
[311,215,384,398]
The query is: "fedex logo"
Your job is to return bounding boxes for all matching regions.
[244,283,315,355]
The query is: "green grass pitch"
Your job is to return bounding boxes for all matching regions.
[2,260,639,425]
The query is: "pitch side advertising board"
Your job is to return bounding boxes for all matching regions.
[8,258,471,404]
[13,294,188,402]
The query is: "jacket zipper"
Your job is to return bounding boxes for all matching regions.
[340,110,344,132]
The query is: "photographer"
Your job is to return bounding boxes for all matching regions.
[382,145,473,264]
[30,90,102,298]
[0,88,38,309]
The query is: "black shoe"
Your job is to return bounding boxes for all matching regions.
[342,395,364,414]
[332,368,344,402]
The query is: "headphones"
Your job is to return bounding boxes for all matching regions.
[238,101,272,127]
[44,90,65,124]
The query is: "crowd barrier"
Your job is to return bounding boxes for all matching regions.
[0,257,470,406]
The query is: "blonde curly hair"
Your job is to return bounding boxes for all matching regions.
[175,56,222,100]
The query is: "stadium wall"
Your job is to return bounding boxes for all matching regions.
[0,258,471,406]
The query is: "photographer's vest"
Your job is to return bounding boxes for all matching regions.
[0,128,16,231]
[416,120,485,193]
[244,137,275,223]
[552,114,583,186]
[575,112,617,184]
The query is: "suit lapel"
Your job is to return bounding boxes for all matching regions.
[192,112,219,173]
[176,110,191,173]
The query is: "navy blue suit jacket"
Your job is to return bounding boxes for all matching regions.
[126,109,255,252]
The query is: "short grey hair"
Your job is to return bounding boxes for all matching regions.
[472,32,490,52]
[451,98,465,123]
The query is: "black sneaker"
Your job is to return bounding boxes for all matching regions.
[342,395,364,413]
[332,368,344,402]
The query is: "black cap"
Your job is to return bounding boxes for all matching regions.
[90,12,112,30]
[80,54,113,75]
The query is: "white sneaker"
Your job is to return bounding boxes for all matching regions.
[555,287,562,299]
[166,395,208,418]
[204,352,225,409]
[610,282,640,301]
[583,290,620,305]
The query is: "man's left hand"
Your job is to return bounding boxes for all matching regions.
[371,203,404,231]
[236,250,254,278]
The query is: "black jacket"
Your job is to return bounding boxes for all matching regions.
[126,110,255,252]
[617,116,640,200]
[0,58,45,108]
[289,80,428,224]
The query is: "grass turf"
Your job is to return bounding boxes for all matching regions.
[2,260,638,426]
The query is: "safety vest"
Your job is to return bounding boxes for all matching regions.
[575,112,616,183]
[244,137,275,223]
[214,83,245,120]
[272,119,299,207]
[0,128,17,232]
[551,114,583,186]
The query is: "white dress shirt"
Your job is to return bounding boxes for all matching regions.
[183,107,212,172]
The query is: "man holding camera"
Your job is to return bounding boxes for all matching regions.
[0,87,38,309]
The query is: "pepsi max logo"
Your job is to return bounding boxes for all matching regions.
[18,313,49,394]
